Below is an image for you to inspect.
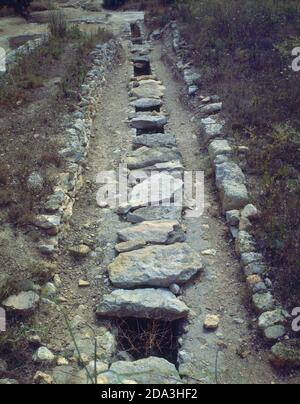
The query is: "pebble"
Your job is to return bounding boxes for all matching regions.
[204,314,220,330]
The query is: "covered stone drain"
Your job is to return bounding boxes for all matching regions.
[115,318,181,365]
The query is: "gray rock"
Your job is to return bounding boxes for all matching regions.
[115,239,147,253]
[252,293,275,314]
[200,102,222,115]
[108,243,202,288]
[241,204,260,220]
[270,340,300,369]
[200,116,224,142]
[235,231,256,256]
[133,133,177,149]
[130,113,168,132]
[0,379,19,385]
[169,283,181,296]
[117,220,186,245]
[241,252,264,267]
[51,365,88,385]
[258,309,286,330]
[131,80,165,99]
[221,182,249,213]
[127,205,182,223]
[2,291,40,313]
[130,98,163,111]
[41,283,57,299]
[103,357,182,384]
[183,70,201,86]
[33,215,61,231]
[208,140,232,161]
[0,359,7,372]
[244,262,267,277]
[45,191,68,212]
[97,289,190,321]
[125,147,182,170]
[27,172,43,192]
[264,326,286,341]
[226,210,240,226]
[33,347,55,364]
[128,173,183,209]
[215,160,246,190]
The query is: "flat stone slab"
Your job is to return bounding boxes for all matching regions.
[128,172,183,209]
[200,102,223,115]
[108,243,203,288]
[130,98,163,111]
[118,220,186,245]
[208,140,232,161]
[200,116,225,142]
[131,80,165,99]
[115,239,147,253]
[127,205,182,223]
[2,291,40,312]
[130,113,168,132]
[96,288,190,320]
[133,133,177,149]
[101,357,182,384]
[125,147,182,170]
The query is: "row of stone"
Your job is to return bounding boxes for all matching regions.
[166,22,296,364]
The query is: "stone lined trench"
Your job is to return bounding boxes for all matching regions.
[25,16,299,385]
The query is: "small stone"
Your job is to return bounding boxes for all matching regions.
[78,280,90,288]
[28,335,42,346]
[33,347,55,364]
[57,357,69,366]
[41,283,57,299]
[69,244,91,258]
[201,249,217,256]
[53,275,62,288]
[115,239,147,253]
[252,293,275,314]
[0,359,7,372]
[204,314,220,330]
[258,309,285,330]
[169,283,181,296]
[264,325,286,341]
[226,210,240,226]
[34,371,54,385]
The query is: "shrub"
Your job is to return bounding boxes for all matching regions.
[48,10,67,38]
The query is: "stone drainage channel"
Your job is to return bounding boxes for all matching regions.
[94,22,198,384]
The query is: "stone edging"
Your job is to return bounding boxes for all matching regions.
[162,22,290,345]
[33,39,122,255]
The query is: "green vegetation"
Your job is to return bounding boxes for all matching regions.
[176,0,300,303]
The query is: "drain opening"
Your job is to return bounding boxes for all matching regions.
[115,318,180,365]
[131,23,143,45]
[136,127,165,136]
[130,23,141,38]
[134,61,152,77]
[136,105,161,113]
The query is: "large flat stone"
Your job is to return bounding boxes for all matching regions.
[96,288,190,320]
[108,243,203,288]
[127,206,182,223]
[130,113,168,132]
[125,147,182,170]
[131,80,165,99]
[128,172,183,209]
[133,133,177,149]
[200,116,224,142]
[130,98,163,111]
[101,357,182,384]
[220,181,249,213]
[117,220,186,245]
